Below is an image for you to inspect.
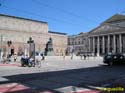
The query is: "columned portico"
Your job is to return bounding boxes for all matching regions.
[89,33,124,56]
[86,14,125,56]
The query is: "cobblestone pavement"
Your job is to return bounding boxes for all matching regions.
[0,56,125,93]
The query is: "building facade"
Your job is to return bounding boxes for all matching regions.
[68,32,88,55]
[48,31,68,56]
[68,14,125,56]
[0,14,67,56]
[89,14,125,56]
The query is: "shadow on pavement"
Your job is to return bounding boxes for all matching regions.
[1,64,125,93]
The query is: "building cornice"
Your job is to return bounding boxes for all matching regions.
[89,30,125,37]
[49,31,67,35]
[0,13,48,24]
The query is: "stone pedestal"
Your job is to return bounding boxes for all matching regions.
[45,37,54,56]
[47,51,54,56]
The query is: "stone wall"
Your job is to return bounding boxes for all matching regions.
[49,32,68,56]
[68,33,88,55]
[0,15,48,33]
[0,14,68,56]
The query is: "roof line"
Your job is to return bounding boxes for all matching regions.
[101,14,125,24]
[0,13,48,24]
[49,31,67,35]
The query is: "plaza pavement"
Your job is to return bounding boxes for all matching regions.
[0,56,125,93]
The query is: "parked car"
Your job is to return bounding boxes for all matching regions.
[103,53,125,66]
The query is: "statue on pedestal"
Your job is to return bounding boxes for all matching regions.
[44,37,54,56]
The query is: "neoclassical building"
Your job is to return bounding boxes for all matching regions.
[0,14,67,56]
[89,14,125,56]
[68,14,125,56]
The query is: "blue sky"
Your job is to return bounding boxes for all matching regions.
[0,0,125,35]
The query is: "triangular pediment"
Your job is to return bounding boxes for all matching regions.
[103,14,125,24]
[89,24,123,34]
[89,14,125,34]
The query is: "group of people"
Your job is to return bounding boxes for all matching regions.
[0,53,17,64]
[70,54,90,60]
[80,54,96,60]
[21,54,45,67]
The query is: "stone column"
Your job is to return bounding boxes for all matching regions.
[102,36,105,54]
[113,35,116,53]
[97,36,100,56]
[119,34,122,53]
[88,37,91,52]
[93,37,95,54]
[108,35,110,53]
